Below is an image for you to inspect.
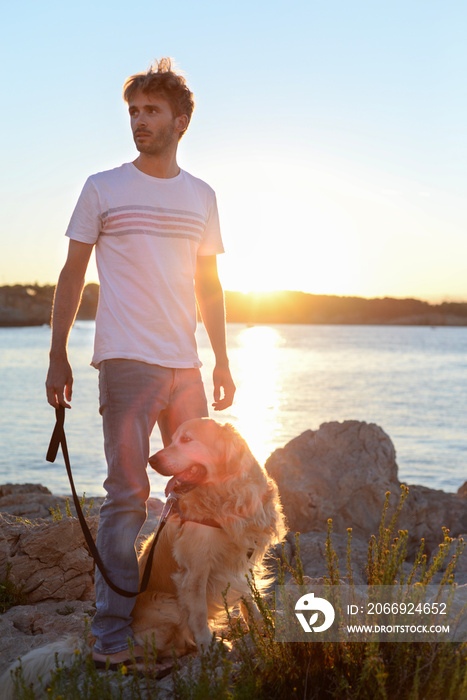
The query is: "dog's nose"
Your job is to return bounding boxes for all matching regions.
[148,451,169,474]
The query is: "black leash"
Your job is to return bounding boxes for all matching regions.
[46,406,174,598]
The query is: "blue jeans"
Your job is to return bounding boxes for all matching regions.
[91,359,209,654]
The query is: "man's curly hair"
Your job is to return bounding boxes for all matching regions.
[123,58,194,139]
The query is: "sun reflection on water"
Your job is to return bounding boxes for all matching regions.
[229,325,283,465]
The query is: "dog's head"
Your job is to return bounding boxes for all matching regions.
[149,418,260,496]
[150,417,287,547]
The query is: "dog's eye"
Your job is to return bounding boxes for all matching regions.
[180,435,192,443]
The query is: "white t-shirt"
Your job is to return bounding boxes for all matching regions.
[66,163,224,369]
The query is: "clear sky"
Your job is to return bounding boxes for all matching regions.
[1,0,466,302]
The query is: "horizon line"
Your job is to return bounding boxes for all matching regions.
[2,281,466,306]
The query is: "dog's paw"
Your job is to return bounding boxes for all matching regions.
[197,632,232,656]
[196,632,229,654]
[195,630,216,654]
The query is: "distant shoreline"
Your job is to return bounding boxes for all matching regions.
[1,283,467,327]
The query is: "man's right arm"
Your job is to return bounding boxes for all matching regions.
[45,239,94,409]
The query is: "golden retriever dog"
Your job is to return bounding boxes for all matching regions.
[132,417,287,654]
[2,418,286,696]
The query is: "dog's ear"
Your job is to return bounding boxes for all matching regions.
[219,423,248,475]
[219,422,264,481]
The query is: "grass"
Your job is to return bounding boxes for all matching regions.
[10,484,467,699]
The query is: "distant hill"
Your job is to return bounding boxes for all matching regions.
[1,284,466,327]
[0,284,98,326]
[224,290,467,326]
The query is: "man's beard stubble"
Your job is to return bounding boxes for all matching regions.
[133,121,177,156]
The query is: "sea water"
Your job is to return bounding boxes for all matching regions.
[0,322,466,499]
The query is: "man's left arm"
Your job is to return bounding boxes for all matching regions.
[195,255,236,411]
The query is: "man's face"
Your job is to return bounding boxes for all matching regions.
[128,91,180,156]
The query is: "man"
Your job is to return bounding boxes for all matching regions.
[45,58,235,668]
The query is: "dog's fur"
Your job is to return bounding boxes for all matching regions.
[2,418,286,696]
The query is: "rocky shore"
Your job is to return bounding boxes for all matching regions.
[1,420,466,689]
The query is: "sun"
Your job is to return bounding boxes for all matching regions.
[215,160,366,297]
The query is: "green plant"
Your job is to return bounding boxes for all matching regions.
[0,562,26,612]
[49,494,94,521]
[56,604,76,616]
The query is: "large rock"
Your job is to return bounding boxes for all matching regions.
[0,600,93,675]
[0,484,165,605]
[0,513,99,603]
[0,489,165,607]
[266,421,399,536]
[402,484,467,555]
[266,421,467,556]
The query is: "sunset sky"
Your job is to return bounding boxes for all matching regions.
[1,0,466,302]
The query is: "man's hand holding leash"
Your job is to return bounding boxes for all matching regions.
[46,354,73,409]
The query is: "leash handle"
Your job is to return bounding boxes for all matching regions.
[47,406,162,599]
